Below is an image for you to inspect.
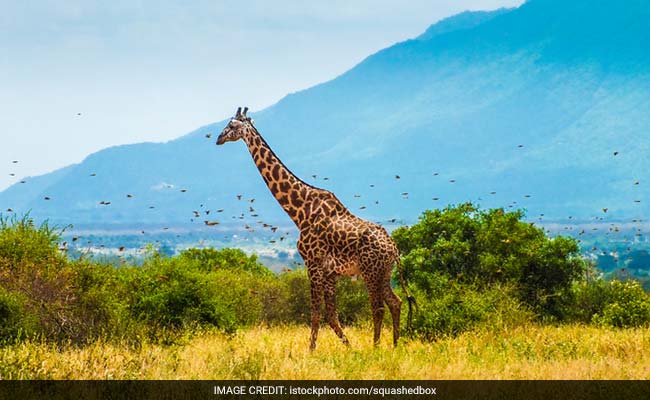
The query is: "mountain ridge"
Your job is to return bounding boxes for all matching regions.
[2,0,649,230]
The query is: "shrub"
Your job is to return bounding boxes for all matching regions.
[592,280,650,328]
[178,248,272,276]
[0,287,38,342]
[393,204,586,321]
[278,269,311,324]
[406,272,532,340]
[0,215,64,269]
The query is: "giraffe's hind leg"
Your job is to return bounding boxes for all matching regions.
[365,276,385,346]
[323,273,350,346]
[384,279,403,347]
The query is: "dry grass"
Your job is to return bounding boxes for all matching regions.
[1,324,648,379]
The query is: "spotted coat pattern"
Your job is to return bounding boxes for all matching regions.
[217,108,404,349]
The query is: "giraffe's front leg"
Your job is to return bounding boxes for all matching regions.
[324,272,350,347]
[308,277,324,351]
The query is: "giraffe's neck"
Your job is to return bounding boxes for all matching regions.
[243,130,312,228]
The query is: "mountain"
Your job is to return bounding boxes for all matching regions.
[2,0,649,231]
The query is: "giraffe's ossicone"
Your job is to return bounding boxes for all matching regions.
[217,107,414,349]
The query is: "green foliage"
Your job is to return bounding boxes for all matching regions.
[407,271,532,340]
[335,277,371,325]
[0,215,63,269]
[393,204,586,324]
[591,280,650,328]
[278,269,311,324]
[178,248,272,277]
[122,252,277,335]
[0,287,38,342]
[1,210,646,348]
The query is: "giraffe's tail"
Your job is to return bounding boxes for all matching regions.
[395,257,417,333]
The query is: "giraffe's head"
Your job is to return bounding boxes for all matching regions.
[216,107,255,145]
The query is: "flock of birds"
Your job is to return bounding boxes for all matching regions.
[2,127,647,265]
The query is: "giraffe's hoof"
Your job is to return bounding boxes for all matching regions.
[342,337,350,347]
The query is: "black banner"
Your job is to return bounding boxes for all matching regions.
[0,380,648,400]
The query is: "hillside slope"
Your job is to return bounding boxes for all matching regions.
[1,0,649,229]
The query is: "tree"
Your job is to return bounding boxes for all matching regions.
[393,203,586,320]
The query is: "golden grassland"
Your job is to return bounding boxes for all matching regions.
[1,324,648,380]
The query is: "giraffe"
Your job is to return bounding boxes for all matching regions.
[217,107,414,349]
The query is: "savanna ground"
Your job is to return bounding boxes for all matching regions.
[1,324,648,380]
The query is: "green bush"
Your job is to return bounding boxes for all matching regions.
[406,272,532,340]
[0,287,38,342]
[393,204,586,321]
[592,280,650,328]
[178,248,272,276]
[125,258,236,334]
[278,269,311,324]
[0,215,64,269]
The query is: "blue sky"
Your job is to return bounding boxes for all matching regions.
[0,0,523,191]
